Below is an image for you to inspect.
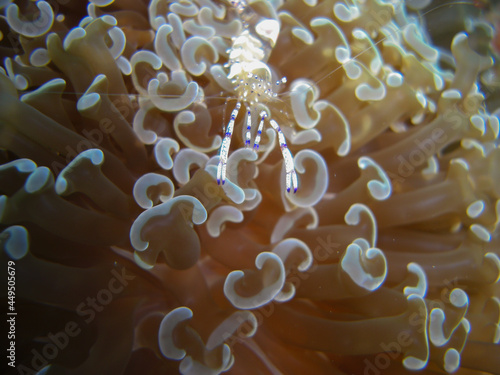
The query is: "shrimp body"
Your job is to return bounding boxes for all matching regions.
[217,1,298,193]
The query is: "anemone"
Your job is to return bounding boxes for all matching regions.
[1,0,500,374]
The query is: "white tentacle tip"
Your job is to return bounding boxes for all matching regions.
[158,307,193,360]
[223,252,285,309]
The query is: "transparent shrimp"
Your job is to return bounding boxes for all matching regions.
[216,0,299,192]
